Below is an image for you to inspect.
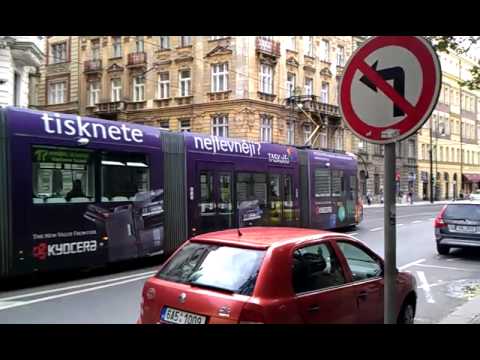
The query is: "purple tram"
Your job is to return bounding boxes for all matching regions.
[0,107,362,278]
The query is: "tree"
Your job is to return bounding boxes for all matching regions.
[427,36,480,90]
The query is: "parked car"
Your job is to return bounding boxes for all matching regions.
[434,201,480,255]
[469,190,480,201]
[138,227,417,324]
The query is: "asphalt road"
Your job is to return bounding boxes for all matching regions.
[1,204,480,324]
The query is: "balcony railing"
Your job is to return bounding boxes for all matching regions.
[127,52,147,67]
[94,101,125,114]
[286,95,341,118]
[256,37,281,58]
[84,59,102,73]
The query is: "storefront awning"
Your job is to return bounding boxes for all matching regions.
[463,173,480,182]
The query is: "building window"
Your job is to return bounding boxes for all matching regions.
[321,82,329,103]
[421,144,426,160]
[336,45,345,66]
[133,76,145,102]
[112,36,122,58]
[212,115,229,137]
[48,81,66,104]
[304,77,313,96]
[211,63,229,92]
[304,36,314,57]
[320,39,330,62]
[286,36,296,51]
[159,119,170,131]
[179,69,191,97]
[179,119,191,132]
[259,64,273,94]
[303,124,312,145]
[88,80,100,106]
[408,140,415,158]
[50,42,67,64]
[260,115,273,143]
[335,131,343,150]
[286,121,295,145]
[319,131,327,148]
[286,73,296,98]
[157,72,170,99]
[135,36,144,53]
[180,36,192,47]
[159,36,170,50]
[111,78,122,102]
[90,39,100,60]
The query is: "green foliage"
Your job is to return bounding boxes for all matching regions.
[426,36,480,90]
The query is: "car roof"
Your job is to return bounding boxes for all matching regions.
[190,227,343,249]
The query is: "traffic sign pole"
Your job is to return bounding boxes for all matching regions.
[384,142,397,324]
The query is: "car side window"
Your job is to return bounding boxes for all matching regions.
[336,241,382,282]
[292,242,346,294]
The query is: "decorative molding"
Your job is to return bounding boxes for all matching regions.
[205,43,232,58]
[286,57,299,67]
[303,65,316,73]
[174,56,194,63]
[320,67,333,77]
[107,63,124,73]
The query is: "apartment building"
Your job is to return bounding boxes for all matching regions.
[36,36,353,149]
[416,50,480,200]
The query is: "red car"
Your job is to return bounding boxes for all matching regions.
[138,227,417,324]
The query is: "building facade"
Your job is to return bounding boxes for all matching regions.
[0,36,44,108]
[416,51,480,200]
[36,36,355,148]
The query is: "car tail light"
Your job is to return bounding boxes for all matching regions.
[239,303,265,324]
[434,205,447,228]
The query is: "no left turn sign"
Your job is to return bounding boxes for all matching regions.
[339,36,441,144]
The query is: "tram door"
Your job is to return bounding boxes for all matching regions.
[194,163,234,235]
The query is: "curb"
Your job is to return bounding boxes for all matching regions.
[364,201,450,209]
[438,295,480,324]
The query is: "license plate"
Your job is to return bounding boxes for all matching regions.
[160,307,207,324]
[456,225,475,233]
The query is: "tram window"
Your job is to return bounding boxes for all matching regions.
[332,170,344,197]
[32,146,95,204]
[236,172,267,223]
[315,169,331,197]
[350,175,357,200]
[101,152,150,202]
[267,174,282,225]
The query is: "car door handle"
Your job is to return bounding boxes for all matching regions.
[308,305,320,312]
[357,291,368,300]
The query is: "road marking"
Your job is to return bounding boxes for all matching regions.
[412,220,423,224]
[417,279,444,289]
[0,274,152,312]
[348,232,359,236]
[415,263,476,272]
[398,258,426,270]
[0,270,157,302]
[370,227,382,232]
[417,271,436,304]
[429,218,435,221]
[398,224,404,227]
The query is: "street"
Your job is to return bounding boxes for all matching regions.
[1,204,479,324]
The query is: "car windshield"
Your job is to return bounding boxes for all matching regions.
[156,242,266,296]
[444,204,480,221]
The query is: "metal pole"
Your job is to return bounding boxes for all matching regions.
[384,142,397,324]
[430,121,434,203]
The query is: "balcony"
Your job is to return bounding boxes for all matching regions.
[256,37,281,58]
[94,101,125,115]
[286,95,341,119]
[127,52,147,68]
[84,59,102,73]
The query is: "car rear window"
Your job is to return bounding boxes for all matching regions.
[156,242,266,296]
[444,204,480,221]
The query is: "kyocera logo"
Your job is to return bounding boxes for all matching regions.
[41,113,144,143]
[33,240,98,261]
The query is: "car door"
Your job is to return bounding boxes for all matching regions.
[333,239,384,324]
[292,241,358,324]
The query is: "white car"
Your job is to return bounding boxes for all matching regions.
[470,191,480,201]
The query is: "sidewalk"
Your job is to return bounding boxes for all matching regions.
[439,295,480,324]
[364,200,451,208]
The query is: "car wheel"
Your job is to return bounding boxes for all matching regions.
[398,302,415,324]
[437,244,450,255]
